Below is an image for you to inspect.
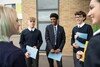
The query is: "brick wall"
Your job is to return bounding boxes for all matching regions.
[21,0,91,55]
[22,0,37,29]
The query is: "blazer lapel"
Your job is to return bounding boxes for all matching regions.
[50,24,55,37]
[57,25,60,38]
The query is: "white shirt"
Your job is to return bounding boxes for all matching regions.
[77,23,85,28]
[28,27,35,31]
[54,25,58,31]
[93,29,100,36]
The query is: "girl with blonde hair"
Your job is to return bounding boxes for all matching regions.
[0,5,27,67]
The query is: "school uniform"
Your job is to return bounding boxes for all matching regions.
[0,41,27,67]
[45,24,66,67]
[19,27,43,67]
[71,23,93,67]
[84,29,100,67]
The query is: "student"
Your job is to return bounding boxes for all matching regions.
[45,13,66,67]
[77,0,100,67]
[71,11,93,67]
[0,5,27,67]
[19,17,43,67]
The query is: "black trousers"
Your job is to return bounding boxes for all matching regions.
[73,52,83,67]
[46,51,63,67]
[26,51,39,67]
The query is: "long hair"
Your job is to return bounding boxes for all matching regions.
[0,5,18,41]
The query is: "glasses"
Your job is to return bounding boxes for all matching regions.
[75,15,84,18]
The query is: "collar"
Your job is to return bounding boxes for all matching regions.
[77,23,85,28]
[28,27,35,31]
[93,29,100,36]
[54,25,58,28]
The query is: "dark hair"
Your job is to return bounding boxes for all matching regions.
[50,13,59,19]
[75,11,87,21]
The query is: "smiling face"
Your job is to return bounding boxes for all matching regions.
[88,0,100,24]
[50,17,58,25]
[27,17,35,28]
[75,15,85,24]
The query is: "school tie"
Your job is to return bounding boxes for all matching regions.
[54,27,57,45]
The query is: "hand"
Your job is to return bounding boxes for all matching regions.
[74,34,78,39]
[55,49,61,53]
[50,49,55,53]
[73,43,79,48]
[25,52,30,58]
[76,51,83,60]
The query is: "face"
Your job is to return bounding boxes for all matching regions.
[88,0,100,24]
[75,15,85,24]
[12,18,20,35]
[27,19,35,28]
[15,18,20,33]
[50,17,58,25]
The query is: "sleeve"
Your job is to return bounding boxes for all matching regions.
[37,31,43,49]
[13,51,27,67]
[59,27,66,51]
[19,31,27,53]
[84,37,100,67]
[71,28,75,45]
[45,26,53,51]
[76,25,93,44]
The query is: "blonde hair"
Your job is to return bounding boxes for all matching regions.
[0,5,18,41]
[29,17,35,21]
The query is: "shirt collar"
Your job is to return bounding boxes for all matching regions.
[28,27,35,31]
[93,29,100,36]
[77,23,85,28]
[54,25,57,27]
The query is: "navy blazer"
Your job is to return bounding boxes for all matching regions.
[0,41,27,67]
[45,24,66,52]
[84,33,100,67]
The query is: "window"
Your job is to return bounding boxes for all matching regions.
[5,4,16,9]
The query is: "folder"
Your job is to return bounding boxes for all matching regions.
[75,40,85,48]
[75,32,88,48]
[26,45,38,59]
[48,52,62,61]
[79,41,88,62]
[76,32,88,39]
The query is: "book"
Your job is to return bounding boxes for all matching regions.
[48,52,62,61]
[26,45,38,59]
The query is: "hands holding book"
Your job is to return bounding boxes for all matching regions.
[25,52,30,58]
[73,43,79,48]
[25,46,37,59]
[50,49,61,53]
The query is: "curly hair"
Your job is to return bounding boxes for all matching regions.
[75,11,86,21]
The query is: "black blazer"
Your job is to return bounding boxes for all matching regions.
[45,24,66,52]
[84,33,100,67]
